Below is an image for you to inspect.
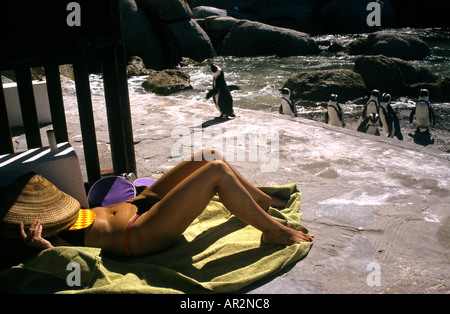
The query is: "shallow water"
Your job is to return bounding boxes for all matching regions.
[89,27,450,114]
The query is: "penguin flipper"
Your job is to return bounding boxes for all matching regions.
[357,118,369,133]
[409,108,415,123]
[228,85,240,91]
[430,106,436,126]
[324,112,329,124]
[279,105,283,114]
[206,87,219,99]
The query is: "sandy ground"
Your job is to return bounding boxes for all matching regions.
[11,93,450,293]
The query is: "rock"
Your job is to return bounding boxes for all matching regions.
[192,6,227,18]
[284,69,367,102]
[59,64,75,81]
[119,0,166,69]
[187,0,255,12]
[126,56,151,77]
[327,42,345,53]
[408,77,450,103]
[1,76,14,84]
[136,0,193,22]
[164,19,216,62]
[354,55,441,95]
[217,20,319,57]
[192,5,265,22]
[202,16,243,46]
[318,0,396,33]
[119,0,215,69]
[257,4,313,28]
[133,0,215,65]
[347,31,431,60]
[141,69,193,95]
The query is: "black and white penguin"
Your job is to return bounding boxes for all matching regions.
[278,88,297,117]
[324,94,345,127]
[357,113,381,136]
[206,64,239,119]
[362,89,381,119]
[379,93,403,140]
[409,89,435,133]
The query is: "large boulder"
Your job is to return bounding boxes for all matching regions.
[119,0,215,69]
[202,16,243,46]
[136,0,192,22]
[192,6,227,18]
[187,0,256,12]
[347,31,431,60]
[284,69,367,102]
[165,19,216,62]
[126,56,151,77]
[192,5,266,25]
[119,0,166,69]
[318,0,396,33]
[216,19,319,57]
[408,77,450,103]
[141,69,193,95]
[136,0,215,64]
[354,55,441,95]
[257,4,313,31]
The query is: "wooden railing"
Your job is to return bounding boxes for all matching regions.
[0,0,136,186]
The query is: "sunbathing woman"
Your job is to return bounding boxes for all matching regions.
[20,148,314,257]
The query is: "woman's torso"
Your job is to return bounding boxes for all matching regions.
[85,203,137,255]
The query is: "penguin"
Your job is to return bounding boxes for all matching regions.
[206,64,239,119]
[278,88,297,117]
[357,113,381,136]
[379,93,403,140]
[362,89,381,119]
[409,89,435,133]
[324,94,345,127]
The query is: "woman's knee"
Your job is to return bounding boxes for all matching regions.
[207,160,233,178]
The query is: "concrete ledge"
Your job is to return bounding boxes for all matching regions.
[3,80,52,127]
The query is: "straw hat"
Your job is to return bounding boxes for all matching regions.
[0,172,81,238]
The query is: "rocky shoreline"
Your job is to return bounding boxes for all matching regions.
[120,0,447,69]
[2,1,449,154]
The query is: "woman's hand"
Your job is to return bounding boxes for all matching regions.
[19,219,54,250]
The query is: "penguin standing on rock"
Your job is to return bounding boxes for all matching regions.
[358,113,381,136]
[379,93,403,140]
[409,89,435,134]
[324,94,345,127]
[278,88,297,117]
[206,64,239,119]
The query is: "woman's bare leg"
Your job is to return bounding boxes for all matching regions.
[129,160,313,256]
[138,148,285,210]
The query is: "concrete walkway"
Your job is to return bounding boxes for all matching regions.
[17,94,449,293]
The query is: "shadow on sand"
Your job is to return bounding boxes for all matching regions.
[409,129,435,146]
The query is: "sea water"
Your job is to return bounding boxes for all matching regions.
[89,28,450,114]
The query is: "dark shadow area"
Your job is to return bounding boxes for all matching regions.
[409,130,435,146]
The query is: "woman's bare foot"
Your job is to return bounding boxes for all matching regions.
[261,225,314,246]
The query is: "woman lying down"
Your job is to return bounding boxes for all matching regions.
[19,149,314,257]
